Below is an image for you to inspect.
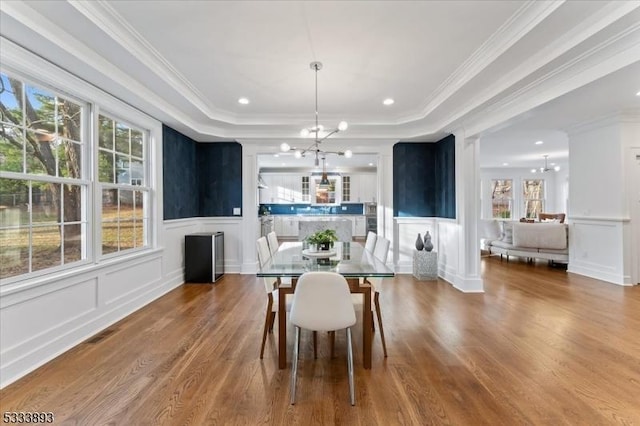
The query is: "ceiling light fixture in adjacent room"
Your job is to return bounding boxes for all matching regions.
[238,97,250,105]
[279,61,351,172]
[383,98,395,105]
[535,140,544,145]
[538,154,555,173]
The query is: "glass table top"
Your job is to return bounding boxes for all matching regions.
[257,241,395,278]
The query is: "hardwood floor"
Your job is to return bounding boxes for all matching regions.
[2,257,639,425]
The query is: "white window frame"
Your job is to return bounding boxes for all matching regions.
[0,37,160,286]
[522,178,546,220]
[490,178,514,220]
[95,109,150,259]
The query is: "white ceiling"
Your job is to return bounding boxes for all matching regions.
[1,1,639,169]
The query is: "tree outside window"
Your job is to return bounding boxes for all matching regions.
[491,179,512,219]
[523,179,545,219]
[0,72,85,280]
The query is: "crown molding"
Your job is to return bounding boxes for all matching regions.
[565,109,640,135]
[67,0,235,124]
[0,1,213,133]
[460,21,640,138]
[432,1,640,133]
[402,0,565,124]
[2,0,637,143]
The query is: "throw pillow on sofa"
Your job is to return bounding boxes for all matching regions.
[501,221,514,244]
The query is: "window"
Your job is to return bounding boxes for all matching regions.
[523,179,545,219]
[301,176,309,202]
[491,179,512,219]
[342,175,351,202]
[0,67,152,282]
[0,71,87,279]
[98,114,148,255]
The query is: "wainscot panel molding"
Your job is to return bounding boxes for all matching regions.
[199,217,243,273]
[568,218,633,285]
[393,217,438,274]
[0,249,184,388]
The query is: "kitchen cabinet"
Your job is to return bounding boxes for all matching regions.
[359,174,376,202]
[355,216,366,237]
[274,215,299,237]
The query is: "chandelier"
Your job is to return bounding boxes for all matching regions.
[280,61,352,176]
[533,155,560,173]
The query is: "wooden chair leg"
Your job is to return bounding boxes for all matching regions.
[313,331,318,359]
[374,293,388,357]
[329,331,335,358]
[268,310,276,332]
[260,305,273,359]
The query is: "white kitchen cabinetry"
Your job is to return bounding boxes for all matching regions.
[359,175,376,202]
[354,216,366,237]
[274,215,299,237]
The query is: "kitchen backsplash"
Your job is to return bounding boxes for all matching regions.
[260,203,364,215]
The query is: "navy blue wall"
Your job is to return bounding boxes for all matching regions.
[163,125,198,220]
[393,135,456,218]
[198,142,243,216]
[434,135,456,218]
[163,125,242,219]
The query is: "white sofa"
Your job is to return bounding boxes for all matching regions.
[484,221,569,263]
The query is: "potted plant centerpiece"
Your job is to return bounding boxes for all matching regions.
[306,229,338,251]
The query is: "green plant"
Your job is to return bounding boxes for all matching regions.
[306,229,338,248]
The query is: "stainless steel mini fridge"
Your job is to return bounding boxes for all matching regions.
[185,232,224,283]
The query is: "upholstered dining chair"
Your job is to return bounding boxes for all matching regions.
[290,272,357,405]
[257,237,291,359]
[266,231,280,256]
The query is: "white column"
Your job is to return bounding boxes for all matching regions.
[240,142,260,273]
[377,142,395,267]
[453,131,483,292]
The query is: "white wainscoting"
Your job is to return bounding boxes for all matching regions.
[0,248,180,388]
[436,219,460,286]
[0,217,216,388]
[393,218,461,289]
[393,217,437,273]
[199,217,243,273]
[568,217,632,285]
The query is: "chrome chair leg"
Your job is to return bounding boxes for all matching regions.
[290,326,301,404]
[346,327,355,405]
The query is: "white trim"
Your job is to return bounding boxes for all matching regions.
[568,216,631,222]
[407,0,564,123]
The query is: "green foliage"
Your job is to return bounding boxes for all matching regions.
[306,229,338,246]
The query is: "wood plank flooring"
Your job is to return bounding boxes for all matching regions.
[2,257,640,425]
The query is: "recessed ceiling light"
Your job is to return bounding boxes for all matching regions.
[273,154,279,157]
[535,140,544,145]
[383,98,394,106]
[281,162,286,166]
[530,169,537,173]
[502,162,509,166]
[550,162,555,166]
[368,163,374,167]
[238,97,250,105]
[636,91,640,96]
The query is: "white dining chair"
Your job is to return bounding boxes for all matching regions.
[266,231,279,256]
[354,236,390,357]
[364,231,377,253]
[290,272,357,405]
[257,237,291,359]
[373,236,390,264]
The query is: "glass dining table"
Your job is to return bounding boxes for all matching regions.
[257,241,395,369]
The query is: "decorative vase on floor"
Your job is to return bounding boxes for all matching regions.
[423,231,433,252]
[415,233,424,251]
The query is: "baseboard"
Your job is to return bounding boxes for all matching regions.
[567,265,632,286]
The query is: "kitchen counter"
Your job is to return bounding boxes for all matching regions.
[298,218,353,242]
